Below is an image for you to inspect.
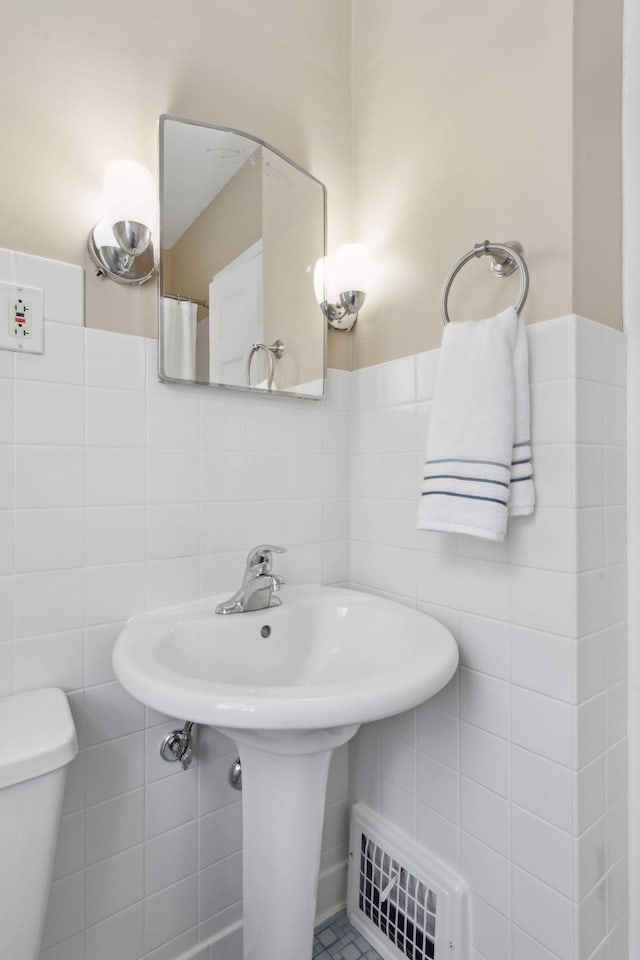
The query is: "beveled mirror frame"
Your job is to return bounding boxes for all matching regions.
[157,114,327,400]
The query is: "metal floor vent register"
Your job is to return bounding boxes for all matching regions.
[347,805,469,960]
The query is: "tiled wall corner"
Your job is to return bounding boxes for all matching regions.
[348,315,628,960]
[0,249,353,960]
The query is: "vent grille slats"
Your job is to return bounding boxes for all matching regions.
[358,832,436,960]
[348,804,469,960]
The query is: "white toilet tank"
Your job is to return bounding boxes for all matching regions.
[0,688,78,960]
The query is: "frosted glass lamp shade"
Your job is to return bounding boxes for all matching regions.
[334,243,371,294]
[88,161,156,285]
[103,160,156,248]
[314,244,370,331]
[313,256,340,305]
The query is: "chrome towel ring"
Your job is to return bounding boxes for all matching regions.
[246,339,285,391]
[441,240,529,325]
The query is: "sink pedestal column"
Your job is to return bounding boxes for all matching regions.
[226,725,358,960]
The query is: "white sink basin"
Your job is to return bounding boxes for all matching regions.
[113,584,458,731]
[113,584,458,960]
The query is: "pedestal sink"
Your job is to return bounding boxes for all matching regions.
[113,584,458,960]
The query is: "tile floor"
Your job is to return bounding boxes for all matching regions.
[314,911,381,960]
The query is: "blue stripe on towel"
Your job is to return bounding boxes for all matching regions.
[511,458,532,466]
[423,474,510,489]
[426,457,510,470]
[513,440,531,448]
[511,474,533,483]
[421,491,508,507]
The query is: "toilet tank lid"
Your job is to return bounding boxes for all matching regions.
[0,688,78,789]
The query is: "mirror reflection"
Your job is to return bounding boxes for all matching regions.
[159,116,326,398]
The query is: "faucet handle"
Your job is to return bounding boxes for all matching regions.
[246,544,287,573]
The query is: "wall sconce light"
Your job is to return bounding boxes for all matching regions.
[88,160,156,285]
[313,243,371,331]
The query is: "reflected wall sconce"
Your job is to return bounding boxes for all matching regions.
[88,160,156,285]
[313,243,371,331]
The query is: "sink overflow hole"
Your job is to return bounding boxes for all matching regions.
[260,625,271,638]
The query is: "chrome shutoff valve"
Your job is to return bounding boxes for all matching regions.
[160,721,195,771]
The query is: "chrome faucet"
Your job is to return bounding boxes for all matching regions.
[215,544,286,615]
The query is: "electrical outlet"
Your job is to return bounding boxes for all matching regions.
[10,297,32,338]
[0,281,44,354]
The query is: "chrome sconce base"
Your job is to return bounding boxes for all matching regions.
[88,221,155,285]
[321,290,366,332]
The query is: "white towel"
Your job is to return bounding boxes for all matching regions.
[417,306,535,541]
[509,316,535,516]
[161,297,197,381]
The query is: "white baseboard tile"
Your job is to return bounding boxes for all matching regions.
[165,922,242,960]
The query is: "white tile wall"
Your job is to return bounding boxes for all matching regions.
[0,255,628,960]
[348,316,627,960]
[0,250,352,960]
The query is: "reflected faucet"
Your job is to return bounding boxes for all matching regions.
[215,545,286,615]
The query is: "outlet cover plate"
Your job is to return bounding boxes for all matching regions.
[0,281,44,354]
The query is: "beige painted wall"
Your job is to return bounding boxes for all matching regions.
[0,1,622,374]
[0,0,352,371]
[573,0,623,324]
[350,0,623,369]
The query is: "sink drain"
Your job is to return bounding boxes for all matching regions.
[260,625,271,638]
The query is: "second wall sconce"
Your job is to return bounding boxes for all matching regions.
[313,243,371,331]
[88,160,156,285]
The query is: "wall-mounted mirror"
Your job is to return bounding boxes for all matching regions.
[158,116,326,399]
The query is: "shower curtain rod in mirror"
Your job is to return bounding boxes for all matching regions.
[162,292,209,308]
